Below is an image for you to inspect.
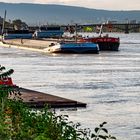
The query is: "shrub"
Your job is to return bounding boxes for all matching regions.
[0,65,117,140]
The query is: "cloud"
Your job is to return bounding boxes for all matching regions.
[33,0,75,3]
[33,0,140,10]
[33,0,78,5]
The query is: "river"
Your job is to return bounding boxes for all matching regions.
[0,33,140,140]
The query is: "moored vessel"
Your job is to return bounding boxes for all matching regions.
[79,36,120,51]
[33,26,64,38]
[2,30,33,40]
[79,23,120,51]
[45,42,99,54]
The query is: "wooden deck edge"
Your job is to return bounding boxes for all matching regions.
[25,101,87,108]
[20,88,87,108]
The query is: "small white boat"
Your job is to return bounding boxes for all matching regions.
[45,42,99,54]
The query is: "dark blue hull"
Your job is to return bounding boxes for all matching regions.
[47,42,99,54]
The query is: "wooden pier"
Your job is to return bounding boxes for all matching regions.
[19,88,86,108]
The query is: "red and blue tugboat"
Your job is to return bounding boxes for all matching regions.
[79,36,120,51]
[79,24,120,51]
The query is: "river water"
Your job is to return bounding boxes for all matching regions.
[0,33,140,140]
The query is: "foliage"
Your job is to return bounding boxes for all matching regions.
[0,66,5,71]
[91,122,116,140]
[0,69,14,78]
[12,19,28,30]
[0,65,117,140]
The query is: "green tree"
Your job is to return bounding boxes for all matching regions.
[12,19,28,30]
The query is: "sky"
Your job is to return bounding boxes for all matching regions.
[0,0,140,10]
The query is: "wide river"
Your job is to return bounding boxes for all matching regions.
[0,33,140,140]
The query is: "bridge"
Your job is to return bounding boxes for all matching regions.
[2,23,140,34]
[62,23,140,33]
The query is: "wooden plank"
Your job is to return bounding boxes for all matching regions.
[19,88,86,108]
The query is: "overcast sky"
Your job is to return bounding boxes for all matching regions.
[0,0,140,10]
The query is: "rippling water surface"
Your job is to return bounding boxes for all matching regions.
[0,33,140,140]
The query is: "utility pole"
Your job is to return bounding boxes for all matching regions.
[2,10,7,35]
[75,23,77,43]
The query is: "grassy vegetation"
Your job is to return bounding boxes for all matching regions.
[0,65,117,140]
